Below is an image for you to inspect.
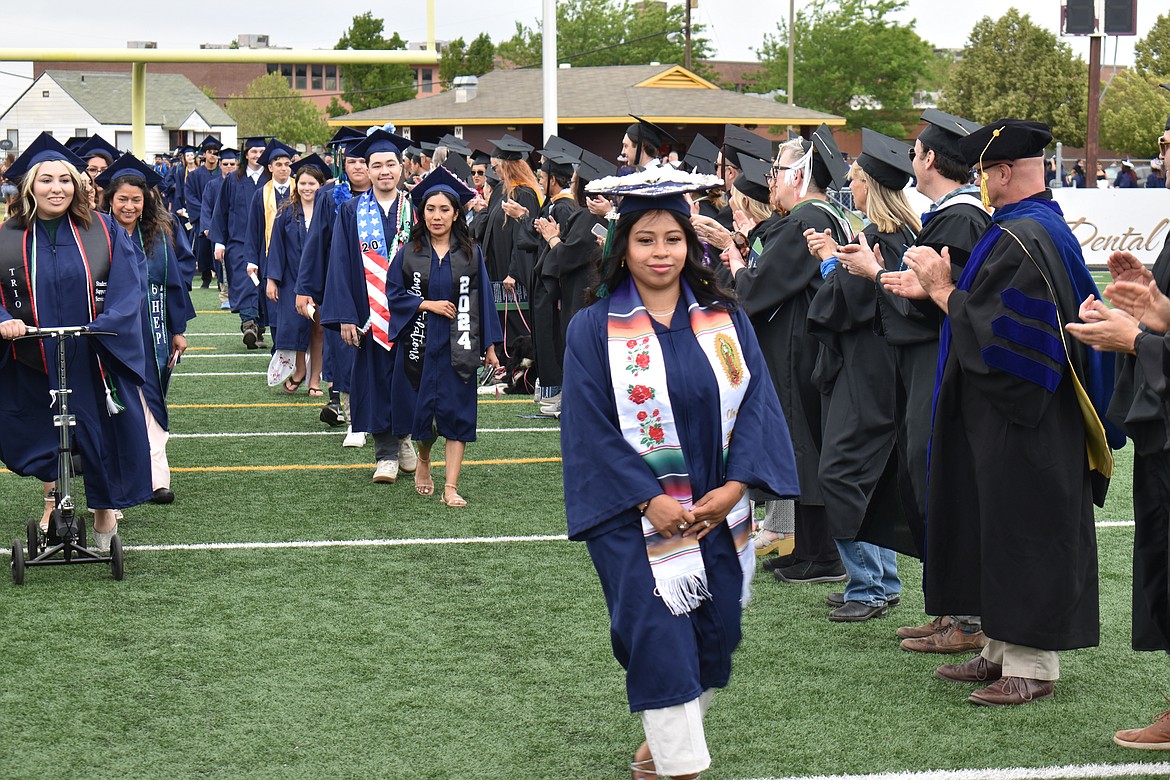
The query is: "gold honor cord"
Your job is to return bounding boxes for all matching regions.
[978,127,1004,210]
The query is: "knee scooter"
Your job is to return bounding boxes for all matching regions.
[10,325,124,584]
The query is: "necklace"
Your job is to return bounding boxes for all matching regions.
[645,304,676,317]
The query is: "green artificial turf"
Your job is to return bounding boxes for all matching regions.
[2,286,1168,779]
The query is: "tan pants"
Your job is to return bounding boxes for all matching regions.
[981,639,1060,681]
[641,689,715,777]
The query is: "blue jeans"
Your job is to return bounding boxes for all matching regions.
[239,307,259,325]
[835,540,900,607]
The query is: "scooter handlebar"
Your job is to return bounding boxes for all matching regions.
[16,325,118,339]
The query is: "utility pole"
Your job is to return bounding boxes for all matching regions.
[542,0,558,139]
[1087,32,1102,183]
[787,0,795,107]
[685,0,693,70]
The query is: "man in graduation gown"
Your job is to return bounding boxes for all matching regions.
[297,128,369,429]
[727,127,853,584]
[211,136,270,349]
[243,139,296,349]
[185,135,221,289]
[320,129,417,482]
[199,148,238,309]
[890,119,1116,706]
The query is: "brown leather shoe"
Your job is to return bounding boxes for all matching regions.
[933,654,1002,683]
[968,676,1054,706]
[897,615,952,639]
[901,625,990,654]
[1114,708,1170,750]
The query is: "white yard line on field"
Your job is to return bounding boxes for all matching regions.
[169,427,559,439]
[737,761,1170,780]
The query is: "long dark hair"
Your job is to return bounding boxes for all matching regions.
[410,189,474,258]
[588,208,736,310]
[99,176,174,251]
[279,166,327,219]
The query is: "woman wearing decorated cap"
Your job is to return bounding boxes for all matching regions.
[384,167,501,506]
[266,153,328,396]
[0,132,153,551]
[560,169,799,779]
[97,153,196,505]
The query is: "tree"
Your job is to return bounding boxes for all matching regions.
[439,33,497,83]
[335,12,418,112]
[1100,71,1170,158]
[224,73,332,147]
[753,0,937,136]
[1134,13,1170,78]
[495,0,712,73]
[940,9,1087,146]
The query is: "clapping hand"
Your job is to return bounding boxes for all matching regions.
[804,228,838,261]
[1105,279,1170,333]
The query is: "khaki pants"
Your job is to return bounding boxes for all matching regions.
[641,689,716,777]
[140,389,170,491]
[981,639,1060,681]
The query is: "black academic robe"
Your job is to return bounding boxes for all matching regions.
[732,199,853,507]
[1110,234,1170,652]
[527,193,580,389]
[925,214,1100,651]
[807,224,909,544]
[543,208,602,342]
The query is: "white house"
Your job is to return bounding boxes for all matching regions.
[1,70,237,157]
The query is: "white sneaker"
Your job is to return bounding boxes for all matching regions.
[342,426,367,448]
[539,399,561,416]
[372,459,399,484]
[92,522,118,553]
[398,437,418,473]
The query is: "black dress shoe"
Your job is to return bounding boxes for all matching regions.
[761,553,802,573]
[826,591,900,608]
[773,559,848,584]
[828,601,888,622]
[151,487,175,504]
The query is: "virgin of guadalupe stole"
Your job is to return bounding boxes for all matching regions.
[0,216,112,372]
[400,240,482,388]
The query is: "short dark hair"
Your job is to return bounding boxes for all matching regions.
[919,141,971,184]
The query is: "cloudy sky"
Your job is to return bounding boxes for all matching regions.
[0,0,1160,112]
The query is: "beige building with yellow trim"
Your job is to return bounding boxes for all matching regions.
[330,64,843,160]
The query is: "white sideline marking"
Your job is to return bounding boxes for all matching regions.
[738,762,1170,780]
[186,332,255,337]
[175,354,270,359]
[169,427,560,439]
[172,371,267,377]
[1097,521,1136,527]
[123,533,570,552]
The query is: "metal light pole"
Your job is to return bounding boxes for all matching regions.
[542,0,558,139]
[685,0,693,71]
[787,0,795,107]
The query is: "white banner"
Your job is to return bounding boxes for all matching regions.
[1051,188,1170,268]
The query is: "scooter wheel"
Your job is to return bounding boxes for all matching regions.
[12,540,25,585]
[110,535,124,581]
[26,519,39,558]
[77,515,86,550]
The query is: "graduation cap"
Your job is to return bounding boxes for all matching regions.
[683,134,720,177]
[93,153,163,190]
[350,128,412,162]
[411,165,477,207]
[576,150,618,183]
[625,115,678,166]
[199,135,223,151]
[78,135,122,164]
[917,109,982,164]
[470,150,492,168]
[443,153,473,185]
[537,135,581,158]
[258,139,296,166]
[958,119,1052,167]
[488,134,533,161]
[805,124,849,190]
[484,166,500,185]
[291,153,330,178]
[242,135,270,150]
[4,132,87,182]
[731,155,772,203]
[541,148,579,179]
[722,125,772,170]
[328,126,365,147]
[218,147,240,161]
[438,134,472,157]
[402,146,422,161]
[64,136,89,153]
[419,141,440,153]
[586,168,723,217]
[856,128,914,190]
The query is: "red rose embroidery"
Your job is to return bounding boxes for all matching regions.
[637,411,648,421]
[626,339,637,348]
[635,353,650,369]
[641,337,650,345]
[628,384,653,404]
[649,427,665,443]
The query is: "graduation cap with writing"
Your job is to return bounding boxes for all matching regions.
[443,152,474,185]
[722,125,772,170]
[291,153,330,178]
[4,132,87,182]
[856,128,914,190]
[78,135,122,165]
[917,109,982,164]
[731,155,772,203]
[258,139,296,166]
[958,119,1052,168]
[805,123,849,190]
[350,128,413,162]
[411,165,477,207]
[576,150,618,183]
[94,153,163,190]
[683,134,720,177]
[488,134,534,161]
[218,147,240,161]
[199,135,223,151]
[438,134,473,157]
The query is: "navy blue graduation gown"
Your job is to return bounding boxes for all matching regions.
[210,170,267,315]
[0,214,153,510]
[321,195,408,434]
[561,299,799,712]
[385,243,502,442]
[184,165,216,235]
[136,227,197,430]
[298,182,356,393]
[266,206,312,351]
[244,183,292,328]
[199,175,225,243]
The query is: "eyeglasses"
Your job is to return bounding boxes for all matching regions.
[85,166,103,175]
[1159,137,1170,153]
[765,165,794,183]
[907,148,916,161]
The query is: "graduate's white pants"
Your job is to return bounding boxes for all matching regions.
[139,389,170,490]
[641,688,716,776]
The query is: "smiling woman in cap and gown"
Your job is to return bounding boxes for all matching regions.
[0,133,152,550]
[561,169,799,779]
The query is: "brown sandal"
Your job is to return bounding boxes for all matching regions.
[440,484,467,507]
